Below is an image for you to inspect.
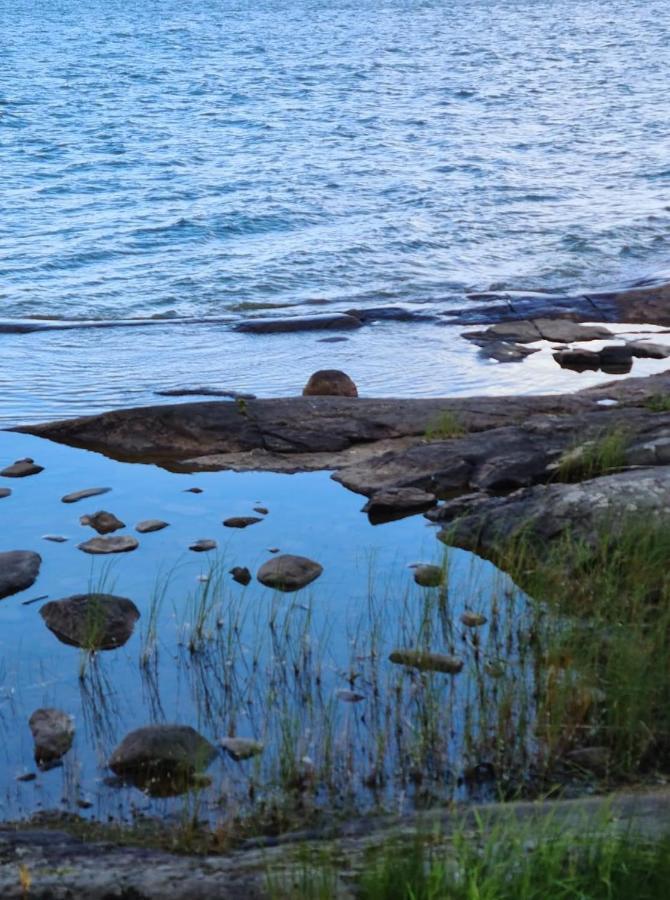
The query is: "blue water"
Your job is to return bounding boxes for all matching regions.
[1,0,670,419]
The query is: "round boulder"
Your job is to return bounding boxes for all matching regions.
[40,593,140,650]
[109,724,217,779]
[29,708,74,767]
[257,554,323,592]
[302,370,358,398]
[0,550,41,600]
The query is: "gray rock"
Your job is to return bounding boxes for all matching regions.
[42,535,68,543]
[223,516,263,529]
[0,458,43,477]
[389,649,464,674]
[257,554,323,592]
[0,550,41,600]
[29,708,74,767]
[253,506,269,515]
[234,313,362,334]
[0,488,11,499]
[109,725,217,778]
[553,349,601,371]
[136,519,170,533]
[363,487,436,521]
[62,487,111,504]
[302,370,358,398]
[189,539,217,552]
[483,341,540,363]
[229,566,252,586]
[220,737,264,761]
[413,565,444,588]
[40,593,141,650]
[79,511,125,534]
[78,535,139,554]
[460,611,488,627]
[628,341,670,359]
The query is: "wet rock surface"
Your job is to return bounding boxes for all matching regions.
[78,535,139,554]
[136,519,169,533]
[229,566,252,585]
[40,593,141,650]
[29,708,74,767]
[234,312,362,333]
[0,550,41,600]
[109,725,217,780]
[62,487,111,504]
[257,554,323,592]
[223,516,262,528]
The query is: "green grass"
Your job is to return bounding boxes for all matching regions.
[643,394,670,413]
[554,428,629,482]
[269,818,670,899]
[424,411,465,441]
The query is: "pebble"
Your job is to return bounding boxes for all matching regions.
[190,539,217,552]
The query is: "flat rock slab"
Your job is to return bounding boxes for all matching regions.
[0,550,41,600]
[234,313,362,333]
[257,554,323,592]
[40,593,141,650]
[0,458,43,477]
[136,519,170,533]
[190,539,217,552]
[223,516,263,528]
[78,536,138,554]
[363,487,437,520]
[62,487,111,504]
[79,511,125,534]
[42,535,68,543]
[29,708,74,767]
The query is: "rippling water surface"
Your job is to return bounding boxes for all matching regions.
[2,0,670,417]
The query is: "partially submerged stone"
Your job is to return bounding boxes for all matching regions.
[136,519,169,533]
[253,506,269,515]
[40,593,140,650]
[220,737,264,761]
[0,488,11,498]
[29,708,74,767]
[303,369,358,398]
[109,725,217,780]
[223,516,262,529]
[234,313,362,334]
[460,611,488,627]
[80,510,125,534]
[0,458,43,477]
[0,550,41,600]
[189,539,217,552]
[257,554,323,592]
[229,566,252,586]
[78,535,139,554]
[62,487,111,504]
[389,649,464,675]
[413,565,444,587]
[42,534,68,543]
[363,487,436,522]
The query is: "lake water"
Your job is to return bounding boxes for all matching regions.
[2,0,670,423]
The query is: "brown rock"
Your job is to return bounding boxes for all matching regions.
[303,370,358,398]
[1,458,44,477]
[80,511,125,534]
[257,554,323,592]
[389,649,464,674]
[78,536,138,554]
[223,516,262,529]
[29,708,74,767]
[40,593,140,650]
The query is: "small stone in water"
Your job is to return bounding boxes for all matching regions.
[184,487,203,494]
[460,611,488,627]
[80,511,125,534]
[223,516,262,529]
[389,649,464,675]
[230,566,252,586]
[78,536,139,555]
[336,689,366,703]
[190,539,217,552]
[267,547,280,553]
[0,488,12,498]
[136,519,169,533]
[220,737,264,761]
[1,458,44,478]
[62,487,111,504]
[43,535,68,543]
[413,565,444,587]
[253,507,269,515]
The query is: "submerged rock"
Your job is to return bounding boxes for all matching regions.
[460,611,488,627]
[0,488,11,498]
[189,539,217,552]
[136,519,170,533]
[253,506,269,515]
[234,313,362,333]
[42,534,68,543]
[62,487,111,504]
[302,369,358,398]
[78,535,139,554]
[257,554,323,592]
[229,566,252,586]
[223,516,262,529]
[413,565,444,587]
[0,458,43,477]
[40,593,141,650]
[29,708,74,767]
[109,725,217,780]
[389,649,464,675]
[80,510,125,534]
[336,689,366,703]
[0,550,41,600]
[220,737,264,761]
